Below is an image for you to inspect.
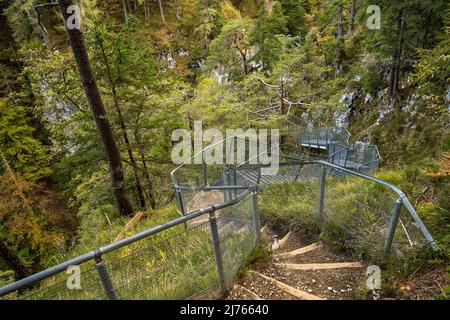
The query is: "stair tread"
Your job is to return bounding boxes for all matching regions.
[275,262,365,270]
[250,271,324,300]
[276,242,322,258]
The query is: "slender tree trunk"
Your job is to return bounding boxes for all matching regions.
[0,239,31,280]
[148,1,152,21]
[234,35,248,75]
[334,4,344,77]
[134,129,157,209]
[175,0,182,19]
[347,0,357,37]
[143,0,148,21]
[158,0,166,25]
[389,9,405,98]
[97,40,147,211]
[58,0,134,216]
[421,10,432,48]
[280,79,286,114]
[121,0,128,21]
[126,0,132,14]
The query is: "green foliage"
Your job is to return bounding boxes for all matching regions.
[1,0,449,294]
[279,0,308,36]
[207,18,252,78]
[0,170,71,271]
[249,2,288,69]
[0,99,52,181]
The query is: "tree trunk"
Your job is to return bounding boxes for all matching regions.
[347,0,357,37]
[97,40,147,211]
[58,0,134,216]
[421,10,432,48]
[389,9,405,98]
[158,0,166,25]
[0,238,31,280]
[143,0,148,21]
[234,35,248,75]
[280,79,286,114]
[126,0,132,14]
[121,0,128,21]
[134,129,157,209]
[334,4,344,77]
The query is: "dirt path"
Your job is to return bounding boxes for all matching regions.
[226,228,368,300]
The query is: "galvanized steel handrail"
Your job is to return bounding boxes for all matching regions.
[312,160,436,249]
[0,136,437,299]
[0,185,257,297]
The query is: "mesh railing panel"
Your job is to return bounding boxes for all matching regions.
[218,194,256,287]
[1,153,433,300]
[5,219,227,300]
[259,163,433,264]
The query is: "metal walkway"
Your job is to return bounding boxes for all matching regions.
[0,137,435,301]
[299,127,381,172]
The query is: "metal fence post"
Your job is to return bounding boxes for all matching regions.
[203,160,207,187]
[385,199,403,257]
[318,166,326,230]
[233,168,237,198]
[208,210,226,296]
[94,250,118,300]
[252,188,261,246]
[223,168,229,202]
[175,188,185,216]
[227,168,233,200]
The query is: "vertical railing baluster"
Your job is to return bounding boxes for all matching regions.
[252,189,261,246]
[385,199,403,257]
[223,168,229,202]
[318,166,326,230]
[209,210,226,296]
[233,168,237,198]
[203,160,207,187]
[94,250,118,300]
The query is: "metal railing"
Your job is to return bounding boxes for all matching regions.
[299,126,381,172]
[299,127,351,149]
[328,143,381,171]
[0,173,260,299]
[0,137,436,300]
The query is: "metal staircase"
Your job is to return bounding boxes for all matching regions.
[0,136,434,300]
[299,127,381,172]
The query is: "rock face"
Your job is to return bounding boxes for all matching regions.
[186,190,249,236]
[186,190,226,228]
[186,190,225,213]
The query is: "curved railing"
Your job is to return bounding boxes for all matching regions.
[299,127,351,150]
[328,143,381,172]
[0,137,436,300]
[299,126,381,172]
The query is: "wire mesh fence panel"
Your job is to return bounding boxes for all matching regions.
[2,260,105,300]
[1,154,436,300]
[102,223,215,300]
[322,168,430,262]
[216,194,256,288]
[390,205,431,257]
[258,162,434,265]
[258,164,322,234]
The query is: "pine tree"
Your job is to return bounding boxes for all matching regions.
[249,2,288,70]
[57,0,134,216]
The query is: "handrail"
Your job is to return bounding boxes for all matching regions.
[233,159,436,249]
[313,160,436,249]
[0,185,256,297]
[1,137,436,298]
